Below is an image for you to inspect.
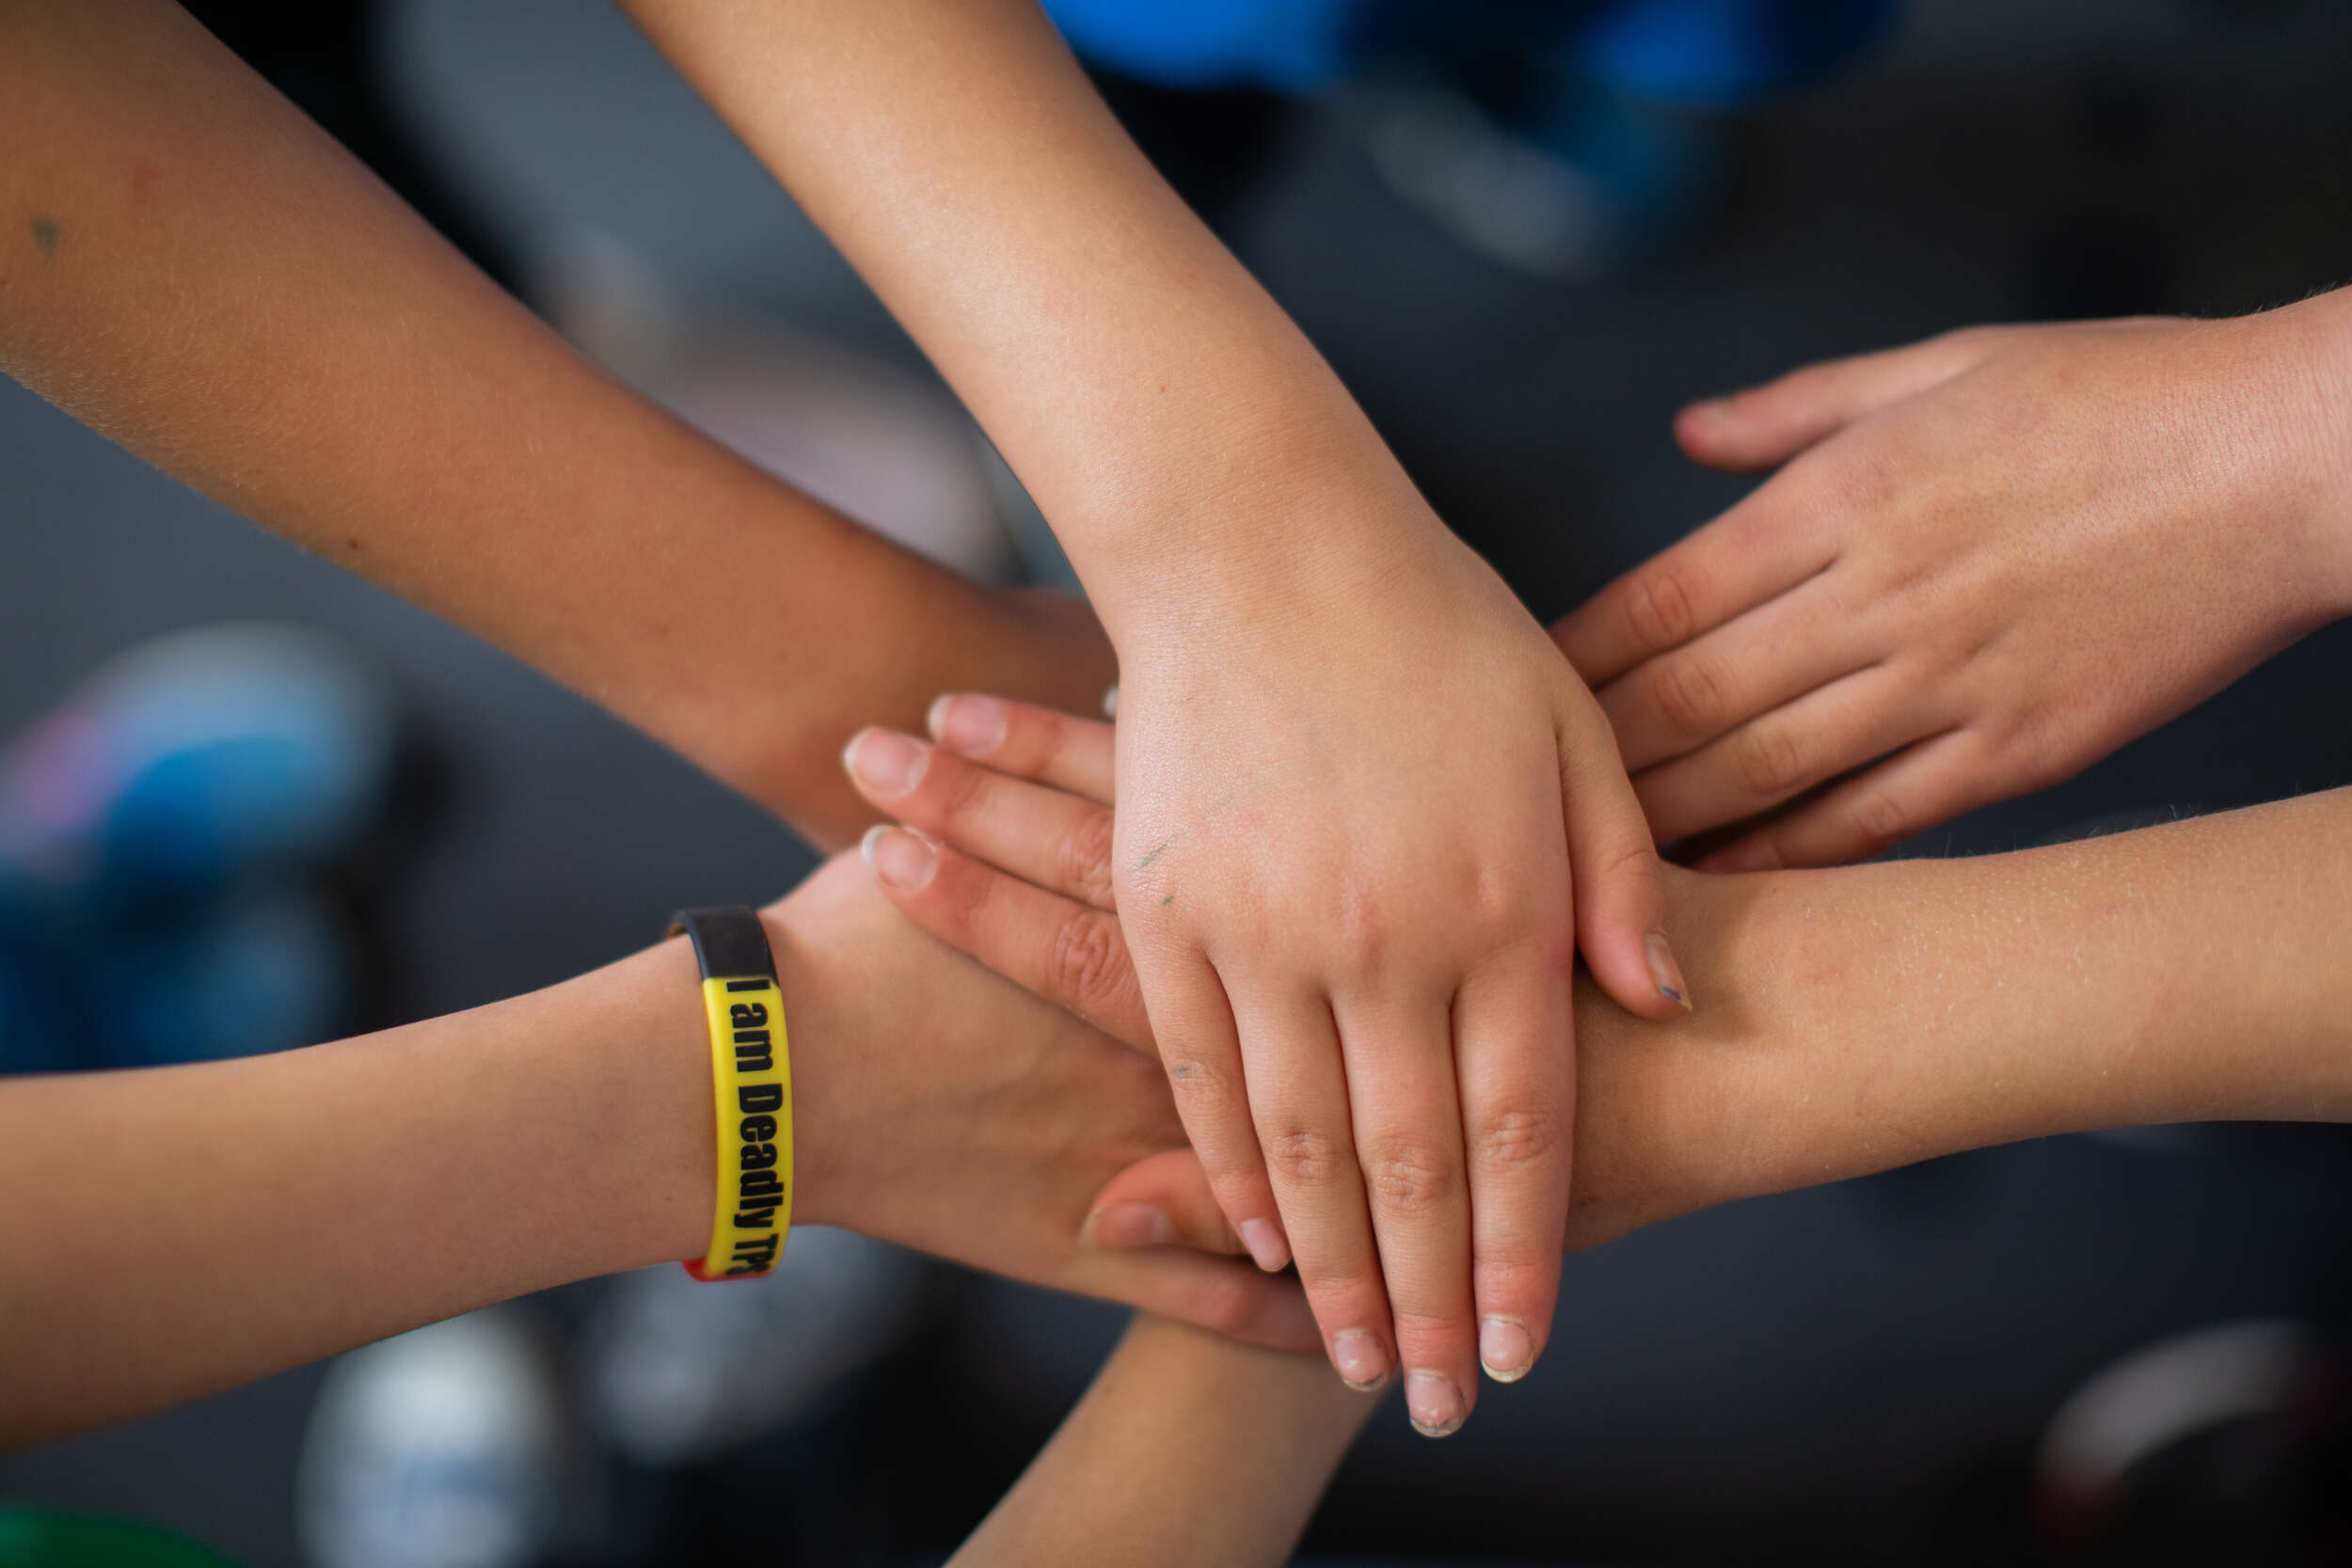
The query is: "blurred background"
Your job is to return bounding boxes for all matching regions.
[6,0,2352,1562]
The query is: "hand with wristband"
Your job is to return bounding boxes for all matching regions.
[0,853,1312,1450]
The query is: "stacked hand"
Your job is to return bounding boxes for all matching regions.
[1552,299,2352,868]
[771,851,1314,1353]
[850,690,1712,1433]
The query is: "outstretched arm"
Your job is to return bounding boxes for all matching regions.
[0,854,1315,1450]
[0,0,1113,849]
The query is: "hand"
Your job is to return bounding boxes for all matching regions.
[1551,296,2352,869]
[769,852,1314,1353]
[1104,513,1686,1434]
[836,700,1765,1286]
[846,687,1684,1433]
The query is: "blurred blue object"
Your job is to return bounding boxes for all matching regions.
[0,624,395,925]
[1043,0,1900,103]
[0,624,395,1072]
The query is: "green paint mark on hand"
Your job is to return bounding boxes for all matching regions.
[1135,838,1175,872]
[30,217,61,258]
[1159,894,1174,906]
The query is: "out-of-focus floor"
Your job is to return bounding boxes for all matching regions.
[8,0,2352,1562]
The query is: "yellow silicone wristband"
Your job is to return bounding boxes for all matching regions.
[669,907,791,1281]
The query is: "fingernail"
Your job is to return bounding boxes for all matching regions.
[929,693,1006,757]
[1480,1317,1535,1383]
[1101,685,1120,720]
[1330,1330,1391,1391]
[865,826,938,892]
[1077,1203,1172,1251]
[1405,1370,1465,1437]
[1645,931,1693,1011]
[844,728,927,798]
[1237,1218,1291,1273]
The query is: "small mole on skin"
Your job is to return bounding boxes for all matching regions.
[30,217,61,258]
[343,535,364,554]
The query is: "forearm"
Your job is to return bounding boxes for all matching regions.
[1573,788,2352,1243]
[0,929,717,1448]
[621,0,1422,631]
[951,1315,1372,1568]
[0,0,1112,847]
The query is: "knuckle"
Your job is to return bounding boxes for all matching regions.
[1645,652,1728,735]
[1363,1136,1460,1218]
[1325,879,1393,982]
[1624,561,1699,649]
[1058,807,1118,906]
[1263,1125,1354,1191]
[1475,1253,1563,1307]
[1731,721,1809,800]
[1389,1307,1472,1351]
[1048,911,1127,1016]
[1469,1105,1565,1174]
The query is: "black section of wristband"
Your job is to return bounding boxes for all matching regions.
[667,905,777,983]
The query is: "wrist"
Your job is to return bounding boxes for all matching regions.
[1057,398,1439,649]
[2255,288,2352,622]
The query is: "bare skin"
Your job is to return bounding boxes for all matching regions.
[0,855,1315,1451]
[0,0,1113,851]
[1553,296,2352,870]
[853,698,2352,1278]
[626,0,1683,1428]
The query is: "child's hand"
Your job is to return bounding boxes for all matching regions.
[1553,297,2352,869]
[1111,525,1683,1434]
[851,604,1683,1441]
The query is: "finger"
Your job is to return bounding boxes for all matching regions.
[1633,666,1947,847]
[1081,1148,1243,1256]
[1237,987,1396,1393]
[1550,507,1835,690]
[1061,1244,1319,1354]
[1695,727,1988,871]
[1674,330,1998,471]
[862,825,1154,1049]
[1599,570,1873,774]
[845,727,1117,910]
[1453,957,1573,1386]
[1557,697,1692,1020]
[1146,950,1295,1279]
[927,692,1116,805]
[1337,993,1478,1436]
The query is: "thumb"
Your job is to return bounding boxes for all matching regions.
[1079,1148,1244,1257]
[1676,328,2001,471]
